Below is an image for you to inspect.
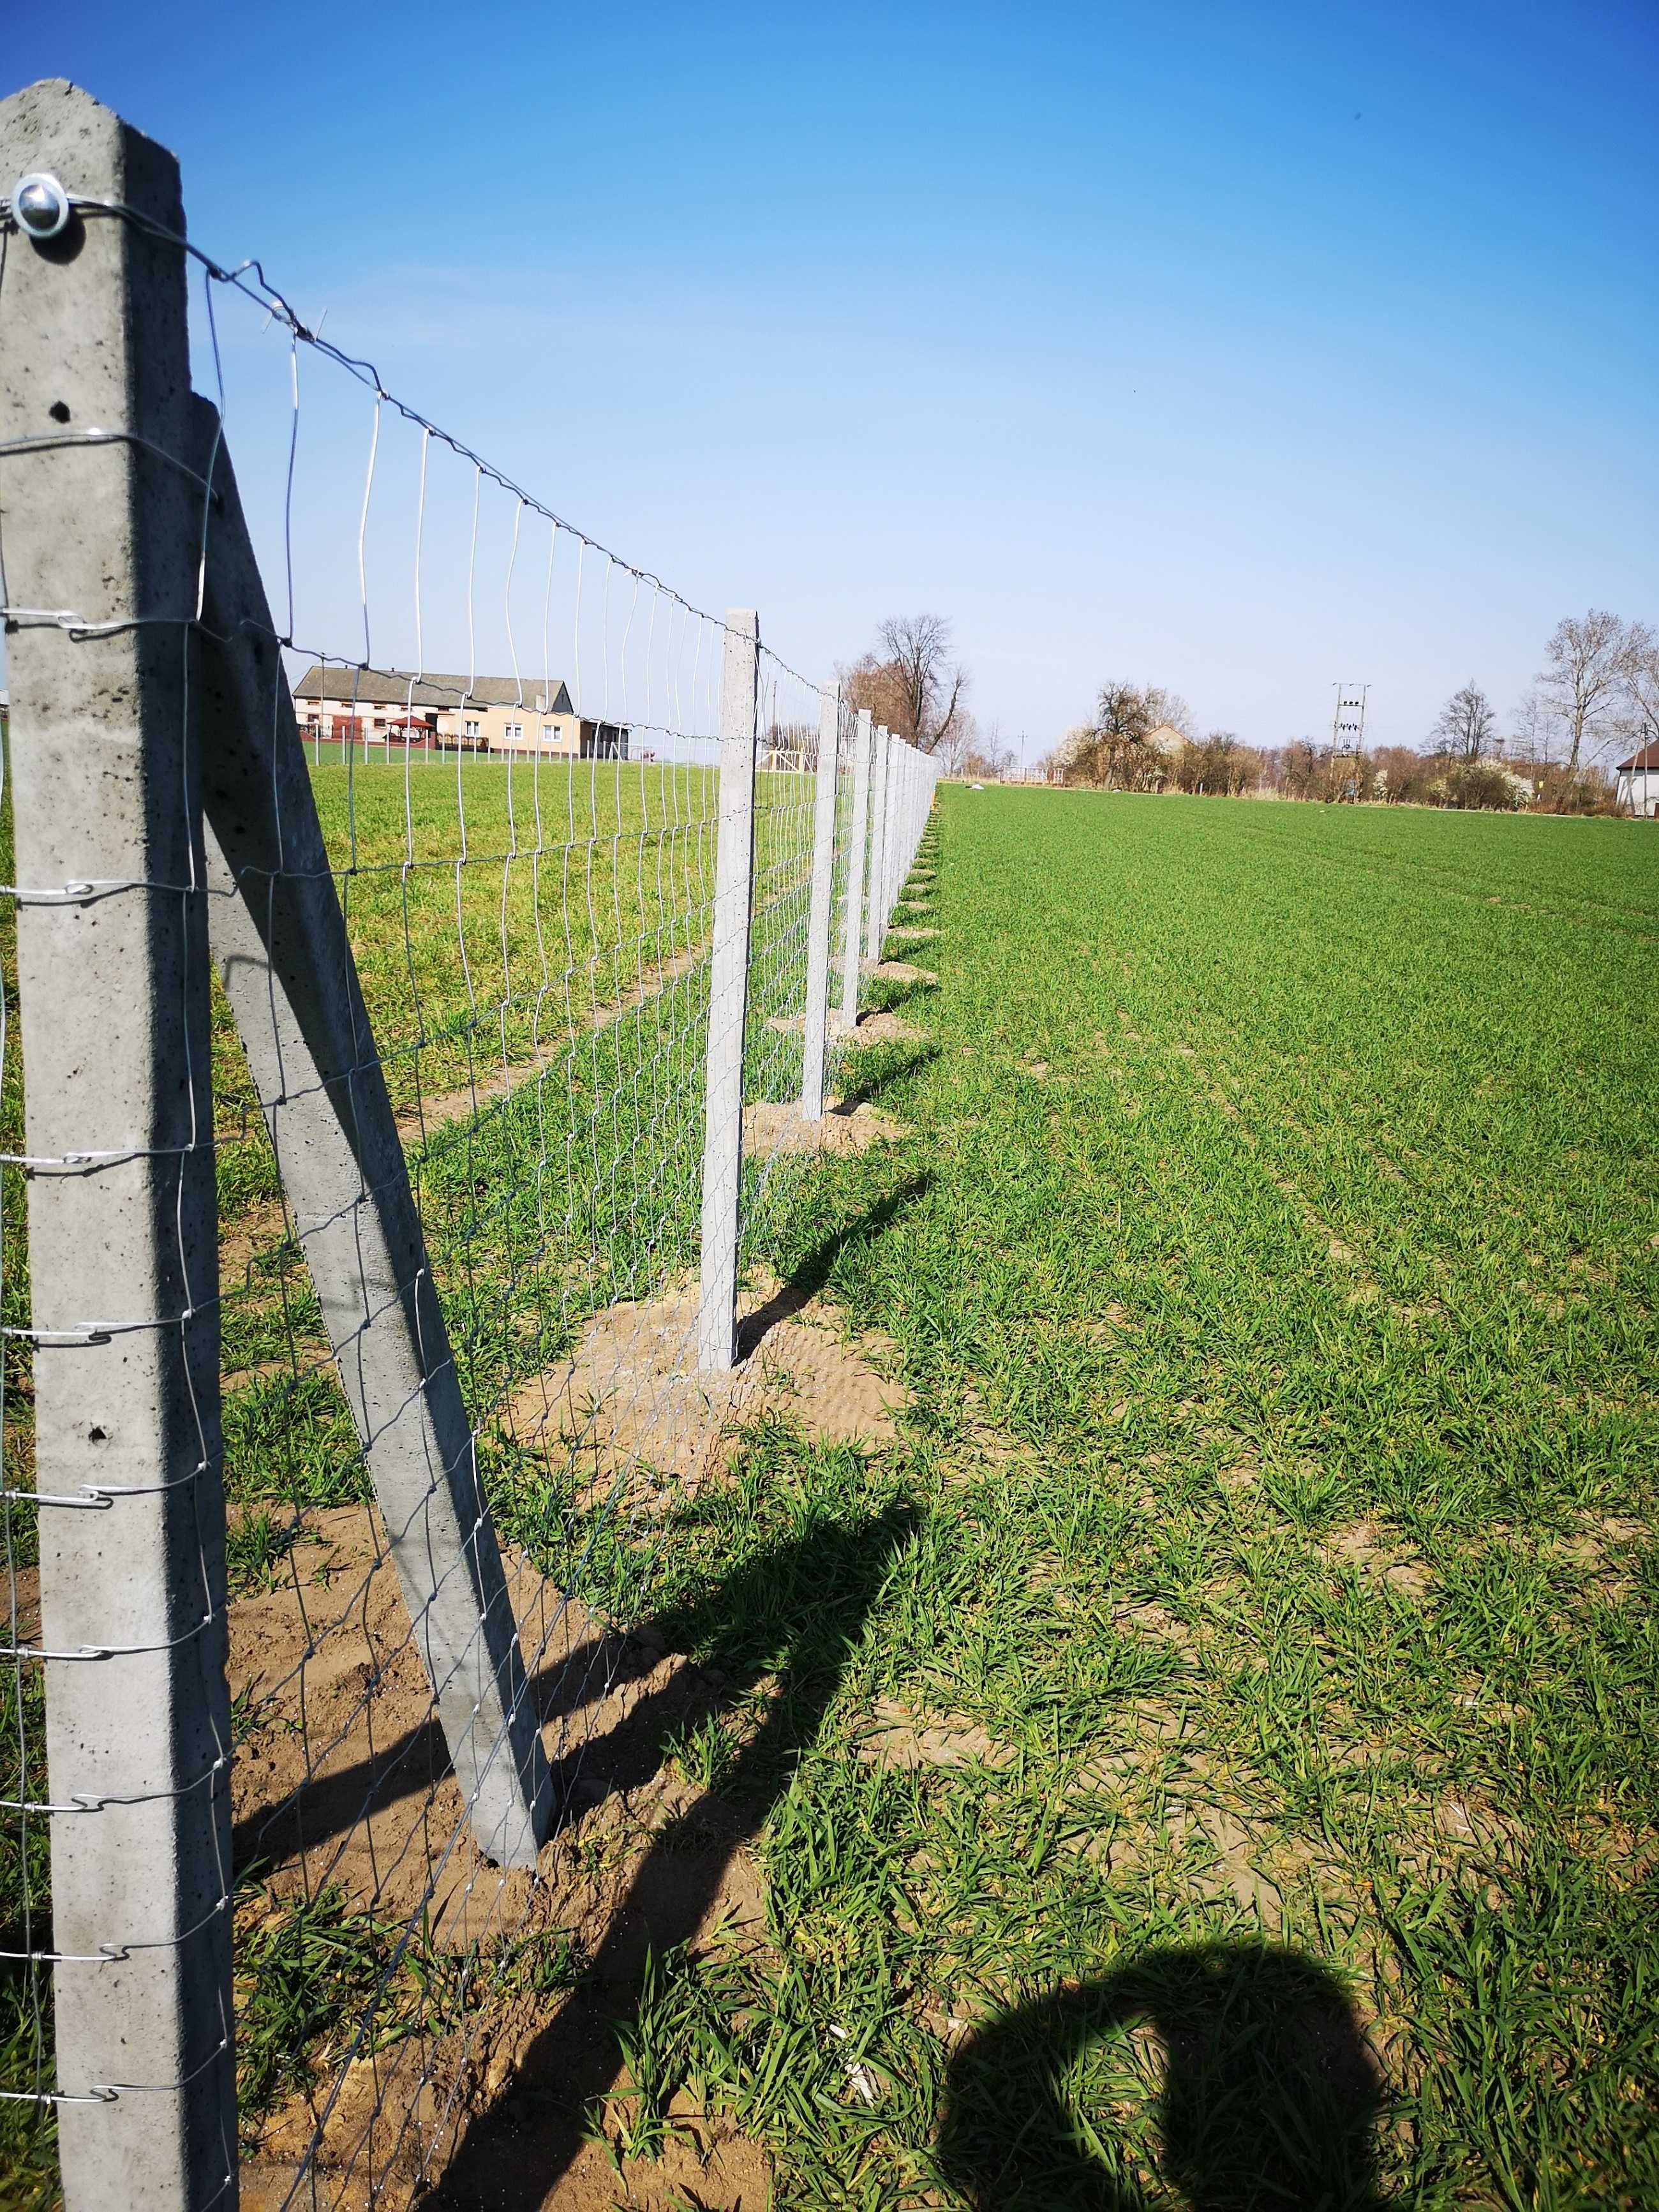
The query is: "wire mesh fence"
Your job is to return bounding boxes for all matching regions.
[0,78,937,2211]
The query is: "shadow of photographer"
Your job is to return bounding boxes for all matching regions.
[937,1943,1384,2212]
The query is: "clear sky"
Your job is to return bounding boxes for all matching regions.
[6,1,1657,758]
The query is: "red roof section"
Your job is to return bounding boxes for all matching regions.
[1616,742,1659,771]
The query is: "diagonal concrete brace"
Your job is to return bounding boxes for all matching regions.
[190,398,551,1869]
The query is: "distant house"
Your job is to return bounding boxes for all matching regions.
[291,667,629,759]
[1614,743,1659,818]
[1144,724,1187,761]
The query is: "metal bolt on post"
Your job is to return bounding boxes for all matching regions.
[697,611,759,1373]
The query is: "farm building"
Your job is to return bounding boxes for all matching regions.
[1614,742,1659,818]
[290,666,629,758]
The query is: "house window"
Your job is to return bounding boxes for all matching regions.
[463,718,481,740]
[540,724,558,746]
[503,721,523,744]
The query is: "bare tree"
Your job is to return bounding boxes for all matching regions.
[840,614,969,756]
[1538,611,1629,770]
[1141,686,1196,740]
[1045,681,1201,789]
[962,717,1015,781]
[872,613,968,754]
[839,652,909,736]
[1175,731,1262,796]
[1094,682,1155,750]
[1430,682,1498,761]
[1508,685,1561,770]
[1619,620,1659,755]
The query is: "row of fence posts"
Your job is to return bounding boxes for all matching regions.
[697,611,939,1372]
[0,78,939,2209]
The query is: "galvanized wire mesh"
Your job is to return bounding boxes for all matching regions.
[0,134,935,2210]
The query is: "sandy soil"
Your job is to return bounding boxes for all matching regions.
[233,1273,907,2209]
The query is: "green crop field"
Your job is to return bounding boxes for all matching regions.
[563,789,1659,2208]
[5,777,1658,2208]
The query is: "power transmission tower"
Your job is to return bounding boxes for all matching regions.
[1329,682,1369,802]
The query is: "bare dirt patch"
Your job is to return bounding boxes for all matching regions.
[1321,1520,1432,1601]
[1549,1511,1649,1605]
[743,1096,909,1157]
[861,959,937,986]
[764,1009,854,1039]
[229,1506,697,1925]
[847,1006,930,1045]
[544,2120,773,2211]
[770,1007,930,1046]
[502,1273,905,1496]
[1117,1599,1194,1650]
[232,1264,903,2204]
[857,1698,1013,1770]
[230,1493,763,2203]
[220,1196,288,1294]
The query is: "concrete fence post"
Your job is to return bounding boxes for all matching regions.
[864,726,891,964]
[891,745,910,914]
[884,740,907,930]
[839,708,873,1029]
[0,80,235,2207]
[697,610,759,1372]
[800,682,840,1122]
[890,745,904,899]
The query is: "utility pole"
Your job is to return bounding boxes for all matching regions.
[1329,683,1369,802]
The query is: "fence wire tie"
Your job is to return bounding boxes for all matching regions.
[0,1486,114,1511]
[6,1748,233,1817]
[1,1458,212,1506]
[0,2087,120,2107]
[0,1889,240,1970]
[0,878,230,908]
[0,424,221,498]
[8,1603,219,1662]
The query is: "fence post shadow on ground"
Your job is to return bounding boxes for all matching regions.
[226,1172,932,1884]
[422,1497,924,2208]
[831,1037,941,1117]
[935,1943,1385,2212]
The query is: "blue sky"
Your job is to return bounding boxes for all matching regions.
[6,0,1657,756]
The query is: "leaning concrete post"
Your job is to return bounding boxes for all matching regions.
[864,727,891,964]
[838,709,873,1028]
[191,400,551,1871]
[0,82,235,2208]
[697,611,759,1372]
[800,683,841,1121]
